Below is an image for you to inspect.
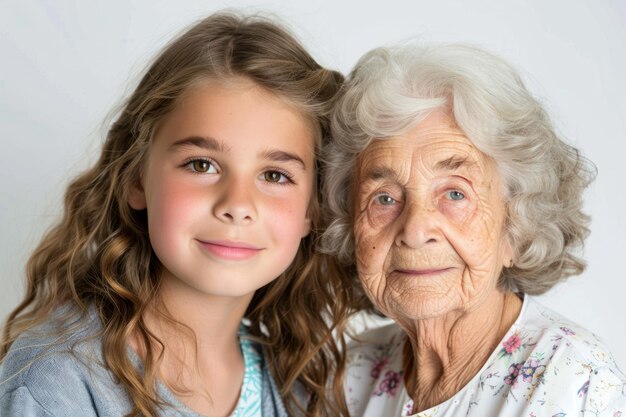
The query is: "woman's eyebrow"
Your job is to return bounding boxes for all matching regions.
[434,156,475,172]
[363,165,398,182]
[169,136,229,152]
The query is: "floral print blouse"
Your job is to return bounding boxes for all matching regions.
[344,296,626,416]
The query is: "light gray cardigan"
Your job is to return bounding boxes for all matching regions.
[0,309,292,417]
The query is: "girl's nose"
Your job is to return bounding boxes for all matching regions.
[212,177,257,225]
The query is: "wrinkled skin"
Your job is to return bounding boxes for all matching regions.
[354,110,521,411]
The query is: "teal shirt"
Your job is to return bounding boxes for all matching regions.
[0,309,291,417]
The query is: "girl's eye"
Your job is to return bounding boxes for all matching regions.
[445,190,465,201]
[262,170,292,184]
[186,159,217,174]
[375,194,396,205]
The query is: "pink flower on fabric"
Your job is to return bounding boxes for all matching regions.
[372,370,403,397]
[370,357,389,379]
[504,362,522,387]
[402,401,414,416]
[521,359,546,384]
[502,333,522,353]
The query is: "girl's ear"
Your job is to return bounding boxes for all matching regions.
[127,179,147,210]
[301,216,312,238]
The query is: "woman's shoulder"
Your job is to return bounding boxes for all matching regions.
[494,296,626,415]
[0,307,132,416]
[519,296,624,373]
[346,317,405,351]
[344,321,410,416]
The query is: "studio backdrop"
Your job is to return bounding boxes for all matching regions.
[1,0,625,367]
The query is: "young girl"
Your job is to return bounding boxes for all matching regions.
[0,12,353,417]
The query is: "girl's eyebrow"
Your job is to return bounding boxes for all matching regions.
[169,136,306,169]
[169,136,230,152]
[260,149,306,170]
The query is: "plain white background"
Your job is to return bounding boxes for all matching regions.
[1,0,625,370]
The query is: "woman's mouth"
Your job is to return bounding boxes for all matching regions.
[393,267,455,276]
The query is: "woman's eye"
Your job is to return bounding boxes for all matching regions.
[375,194,396,205]
[445,190,465,201]
[187,159,217,174]
[262,170,291,184]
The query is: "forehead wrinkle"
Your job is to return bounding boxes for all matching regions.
[413,142,488,183]
[360,139,421,183]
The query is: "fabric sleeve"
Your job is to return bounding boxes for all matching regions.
[582,365,626,416]
[0,350,110,417]
[0,386,54,417]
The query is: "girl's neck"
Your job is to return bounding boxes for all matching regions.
[132,272,254,417]
[402,291,522,413]
[152,273,252,352]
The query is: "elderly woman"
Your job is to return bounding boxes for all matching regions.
[322,44,626,416]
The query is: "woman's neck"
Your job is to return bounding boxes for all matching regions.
[402,291,522,413]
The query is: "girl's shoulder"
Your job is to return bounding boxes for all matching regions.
[0,306,133,417]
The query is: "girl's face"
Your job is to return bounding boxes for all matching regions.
[129,79,315,303]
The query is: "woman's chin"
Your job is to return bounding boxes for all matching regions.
[385,293,462,323]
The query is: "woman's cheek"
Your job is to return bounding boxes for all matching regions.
[443,204,503,272]
[437,194,475,225]
[366,200,403,230]
[435,193,495,269]
[354,213,388,276]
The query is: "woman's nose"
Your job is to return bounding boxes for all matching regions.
[395,200,443,248]
[212,177,257,225]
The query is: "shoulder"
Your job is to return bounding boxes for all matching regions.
[347,319,406,355]
[0,308,132,417]
[520,297,624,373]
[506,296,626,415]
[346,319,406,373]
[344,321,409,417]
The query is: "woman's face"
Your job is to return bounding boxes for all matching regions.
[354,110,513,323]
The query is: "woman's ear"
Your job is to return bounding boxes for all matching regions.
[502,236,514,268]
[127,178,147,210]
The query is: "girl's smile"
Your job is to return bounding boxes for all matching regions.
[196,239,264,261]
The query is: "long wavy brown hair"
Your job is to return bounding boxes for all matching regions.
[0,12,354,417]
